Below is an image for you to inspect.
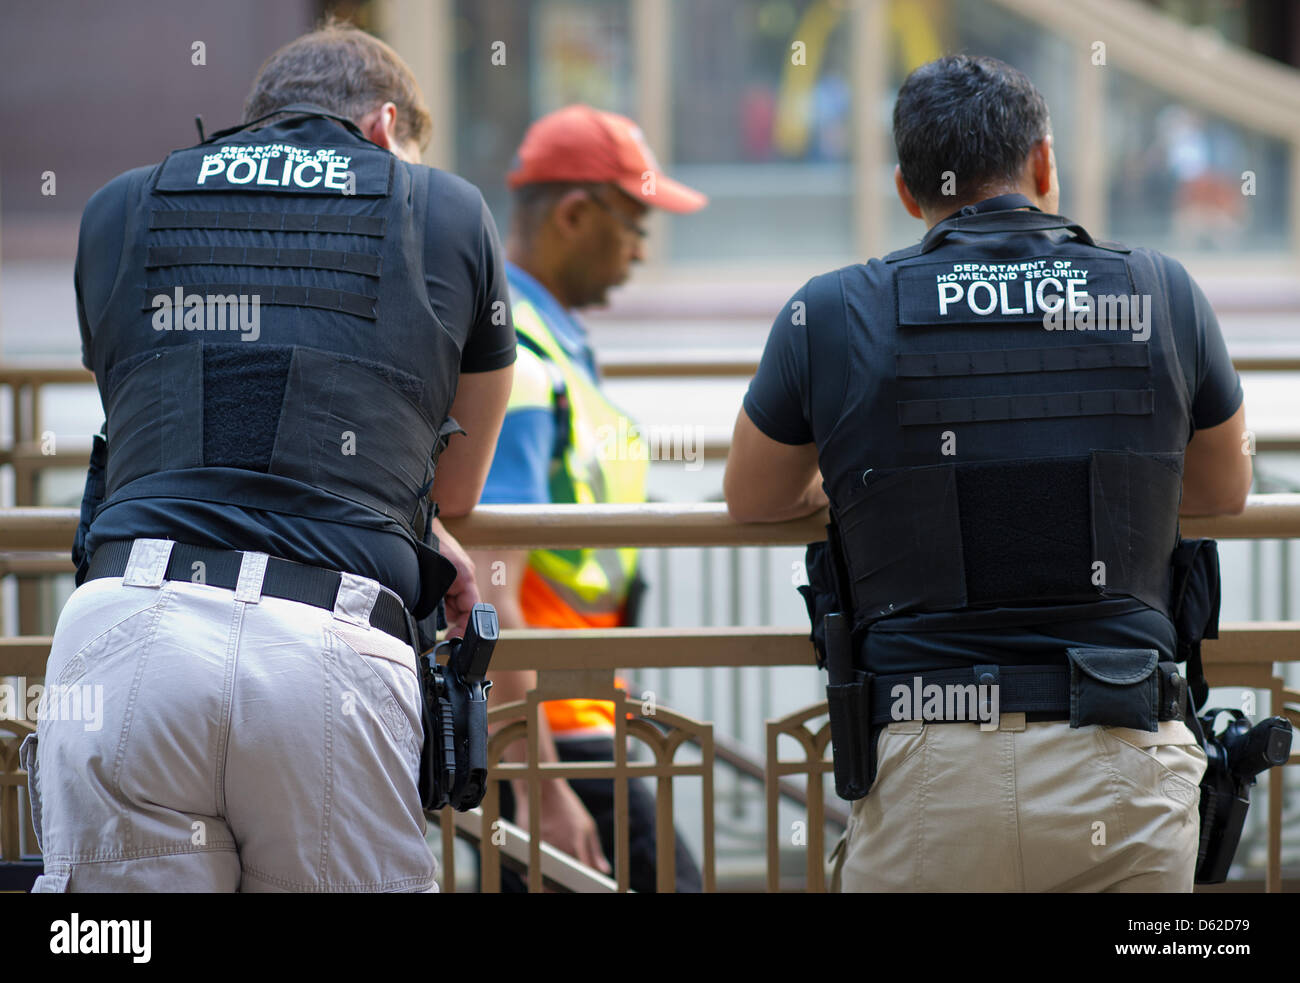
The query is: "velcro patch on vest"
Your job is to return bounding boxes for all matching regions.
[156,142,392,196]
[897,256,1135,328]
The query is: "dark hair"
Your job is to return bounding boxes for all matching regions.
[243,18,432,150]
[893,54,1050,209]
[508,181,602,240]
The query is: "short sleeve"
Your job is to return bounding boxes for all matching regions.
[742,283,814,445]
[459,194,516,373]
[1187,273,1243,431]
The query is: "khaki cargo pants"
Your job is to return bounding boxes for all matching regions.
[829,713,1206,892]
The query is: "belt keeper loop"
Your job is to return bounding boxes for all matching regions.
[122,539,175,588]
[233,551,269,603]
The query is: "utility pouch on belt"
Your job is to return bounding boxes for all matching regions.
[823,613,876,800]
[418,603,498,812]
[1065,647,1161,732]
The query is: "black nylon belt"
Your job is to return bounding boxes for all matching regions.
[86,539,417,653]
[868,664,1184,726]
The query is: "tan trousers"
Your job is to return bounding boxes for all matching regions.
[22,540,437,892]
[830,713,1206,892]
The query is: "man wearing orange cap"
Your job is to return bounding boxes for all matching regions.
[471,105,705,891]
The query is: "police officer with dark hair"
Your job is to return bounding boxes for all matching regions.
[725,54,1251,892]
[21,22,515,892]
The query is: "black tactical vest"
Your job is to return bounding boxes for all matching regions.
[822,195,1192,632]
[89,106,463,614]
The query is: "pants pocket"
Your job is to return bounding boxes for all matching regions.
[1099,728,1205,810]
[30,870,70,893]
[17,733,43,853]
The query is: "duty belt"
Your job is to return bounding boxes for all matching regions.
[867,663,1188,727]
[85,539,419,653]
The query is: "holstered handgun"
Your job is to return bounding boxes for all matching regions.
[1165,538,1295,883]
[418,602,498,811]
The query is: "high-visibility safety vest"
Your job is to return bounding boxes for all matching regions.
[507,285,648,738]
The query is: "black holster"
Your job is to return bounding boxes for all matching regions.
[824,621,876,800]
[1168,538,1220,711]
[72,424,108,586]
[417,604,497,812]
[802,527,878,800]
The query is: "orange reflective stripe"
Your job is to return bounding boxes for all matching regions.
[543,698,616,734]
[520,567,620,628]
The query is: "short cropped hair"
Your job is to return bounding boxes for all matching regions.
[242,18,432,151]
[509,181,602,241]
[893,54,1050,209]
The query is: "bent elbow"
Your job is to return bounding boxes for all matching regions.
[435,492,480,519]
[725,497,758,525]
[1222,489,1250,516]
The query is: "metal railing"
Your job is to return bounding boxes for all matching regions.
[1,501,1298,891]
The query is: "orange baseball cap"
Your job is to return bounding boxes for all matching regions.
[507,104,707,214]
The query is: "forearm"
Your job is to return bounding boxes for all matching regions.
[767,472,829,523]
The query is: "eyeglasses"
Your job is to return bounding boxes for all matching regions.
[586,190,649,240]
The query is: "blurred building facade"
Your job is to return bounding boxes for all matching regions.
[3,0,1297,289]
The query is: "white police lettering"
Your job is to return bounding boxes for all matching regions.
[194,143,354,192]
[934,258,1083,317]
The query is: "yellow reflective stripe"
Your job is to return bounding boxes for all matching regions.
[510,296,648,615]
[505,345,554,412]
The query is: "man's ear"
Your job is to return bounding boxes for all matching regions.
[357,101,402,154]
[548,188,595,238]
[894,165,924,220]
[1029,135,1053,197]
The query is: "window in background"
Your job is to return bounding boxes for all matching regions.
[1104,68,1290,253]
[882,0,1077,254]
[454,0,633,237]
[668,0,855,265]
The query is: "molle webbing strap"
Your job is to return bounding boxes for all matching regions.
[897,388,1155,426]
[141,283,377,320]
[149,209,387,237]
[895,343,1150,379]
[837,452,1181,626]
[146,245,382,277]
